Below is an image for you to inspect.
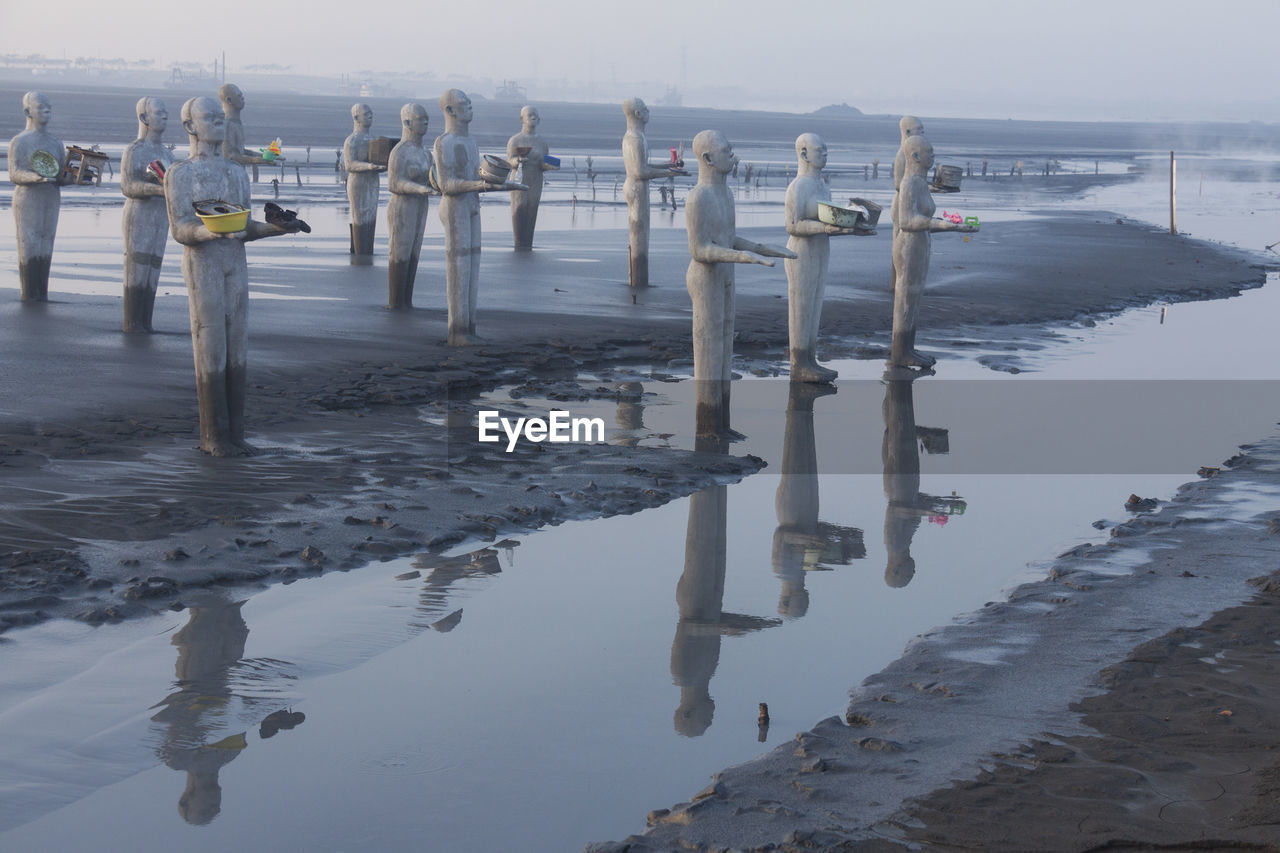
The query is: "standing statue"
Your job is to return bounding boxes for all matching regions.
[622,97,680,287]
[386,102,434,309]
[685,129,794,437]
[217,84,271,178]
[8,91,66,302]
[120,96,174,332]
[889,116,925,292]
[165,97,304,456]
[433,89,524,346]
[890,135,977,369]
[783,133,862,383]
[344,102,386,256]
[505,105,558,249]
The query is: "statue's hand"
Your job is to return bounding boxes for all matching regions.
[754,258,776,267]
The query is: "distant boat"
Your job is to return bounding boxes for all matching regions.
[493,80,527,102]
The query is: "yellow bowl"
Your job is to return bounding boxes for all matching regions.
[193,200,249,233]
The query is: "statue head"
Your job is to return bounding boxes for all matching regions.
[899,115,923,142]
[903,134,934,175]
[439,89,472,124]
[674,690,714,737]
[181,97,226,146]
[520,105,539,132]
[217,83,244,112]
[622,97,649,125]
[400,102,428,137]
[693,129,736,176]
[351,102,373,130]
[137,96,168,136]
[22,91,51,128]
[795,132,827,170]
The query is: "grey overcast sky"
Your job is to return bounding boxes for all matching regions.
[1,0,1275,120]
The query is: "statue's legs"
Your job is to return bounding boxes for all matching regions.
[348,174,378,255]
[626,180,650,287]
[14,184,59,302]
[185,243,252,457]
[122,198,168,332]
[511,178,542,249]
[442,197,481,346]
[387,195,427,309]
[688,264,734,437]
[784,237,837,383]
[890,236,935,368]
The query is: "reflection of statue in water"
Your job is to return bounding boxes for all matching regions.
[881,374,965,587]
[8,91,66,302]
[773,382,865,618]
[386,103,434,309]
[783,133,863,383]
[685,129,794,437]
[891,135,978,368]
[433,88,526,346]
[672,438,780,736]
[121,96,173,332]
[505,106,558,249]
[621,97,681,287]
[151,598,250,825]
[218,84,271,174]
[164,97,303,456]
[344,102,386,256]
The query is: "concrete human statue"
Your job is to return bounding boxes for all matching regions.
[783,133,862,384]
[505,105,558,249]
[622,97,681,286]
[889,115,924,293]
[8,91,66,302]
[344,102,386,256]
[165,96,305,456]
[386,102,434,309]
[890,135,977,369]
[217,84,271,176]
[685,129,794,437]
[433,88,525,346]
[120,96,174,332]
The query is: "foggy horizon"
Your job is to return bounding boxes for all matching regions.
[1,0,1276,124]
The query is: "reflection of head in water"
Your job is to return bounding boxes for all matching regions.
[885,553,916,588]
[674,685,716,737]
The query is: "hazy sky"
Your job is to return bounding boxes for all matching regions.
[2,0,1276,121]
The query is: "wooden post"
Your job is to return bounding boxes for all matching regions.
[1170,150,1177,235]
[295,164,302,187]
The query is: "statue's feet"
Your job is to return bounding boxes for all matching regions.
[447,331,486,347]
[790,360,838,384]
[200,438,254,458]
[891,349,936,369]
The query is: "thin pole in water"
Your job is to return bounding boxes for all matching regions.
[1170,151,1177,235]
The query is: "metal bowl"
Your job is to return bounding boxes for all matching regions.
[479,154,511,183]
